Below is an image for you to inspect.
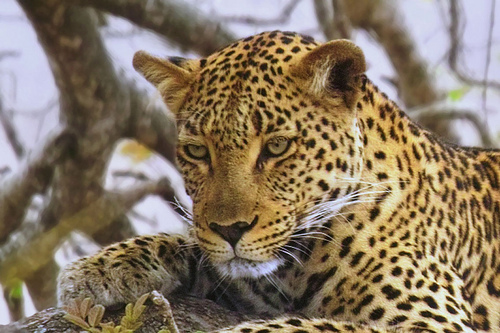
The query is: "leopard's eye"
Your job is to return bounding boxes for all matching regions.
[185,144,209,160]
[265,137,291,157]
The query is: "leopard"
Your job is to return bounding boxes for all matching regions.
[58,31,500,332]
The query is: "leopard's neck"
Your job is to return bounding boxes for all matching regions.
[356,79,500,286]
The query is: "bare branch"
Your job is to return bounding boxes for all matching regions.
[0,97,25,159]
[0,178,171,285]
[0,166,10,177]
[112,170,150,181]
[102,26,143,38]
[481,0,496,118]
[314,0,353,41]
[17,1,130,231]
[410,105,495,148]
[112,166,192,223]
[0,129,77,242]
[220,0,301,26]
[25,259,60,310]
[14,0,143,307]
[0,51,21,61]
[331,0,352,39]
[127,87,177,164]
[74,0,236,56]
[13,3,190,296]
[344,0,458,141]
[314,0,336,40]
[345,0,441,107]
[314,0,352,40]
[129,209,159,227]
[447,0,500,90]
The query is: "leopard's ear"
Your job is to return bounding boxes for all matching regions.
[292,39,366,109]
[133,51,199,113]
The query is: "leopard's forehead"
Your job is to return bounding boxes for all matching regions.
[202,31,319,71]
[180,31,320,149]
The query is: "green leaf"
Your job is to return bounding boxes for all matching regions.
[8,280,23,299]
[448,87,470,101]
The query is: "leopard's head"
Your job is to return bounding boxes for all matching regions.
[134,31,366,278]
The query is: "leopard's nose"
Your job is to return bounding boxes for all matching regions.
[209,217,257,247]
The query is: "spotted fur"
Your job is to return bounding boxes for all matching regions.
[58,31,500,332]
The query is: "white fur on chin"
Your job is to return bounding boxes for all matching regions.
[215,257,283,279]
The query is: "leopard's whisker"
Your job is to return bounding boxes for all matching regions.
[278,247,303,267]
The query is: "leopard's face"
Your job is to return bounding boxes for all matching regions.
[134,31,367,278]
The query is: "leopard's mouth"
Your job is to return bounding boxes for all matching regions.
[214,257,284,279]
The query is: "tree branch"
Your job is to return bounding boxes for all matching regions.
[0,129,77,242]
[313,0,337,40]
[13,0,211,306]
[447,0,500,90]
[25,259,61,311]
[345,0,441,108]
[74,0,236,56]
[314,0,353,40]
[15,0,140,306]
[111,168,192,222]
[220,0,301,26]
[409,105,495,147]
[480,0,496,117]
[1,294,250,333]
[343,0,457,141]
[0,178,173,285]
[127,86,177,164]
[0,51,20,61]
[331,0,353,39]
[0,96,25,159]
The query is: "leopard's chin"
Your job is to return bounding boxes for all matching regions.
[214,257,284,279]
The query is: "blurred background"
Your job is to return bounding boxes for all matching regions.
[0,0,499,324]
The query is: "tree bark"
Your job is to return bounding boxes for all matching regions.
[0,294,250,333]
[0,129,77,243]
[0,179,171,284]
[74,0,236,56]
[24,259,60,311]
[1,0,183,309]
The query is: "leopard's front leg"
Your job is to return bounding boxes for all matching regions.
[57,233,200,307]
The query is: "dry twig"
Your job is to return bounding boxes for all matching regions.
[220,0,301,26]
[447,0,500,90]
[344,0,458,141]
[0,96,24,159]
[410,105,495,147]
